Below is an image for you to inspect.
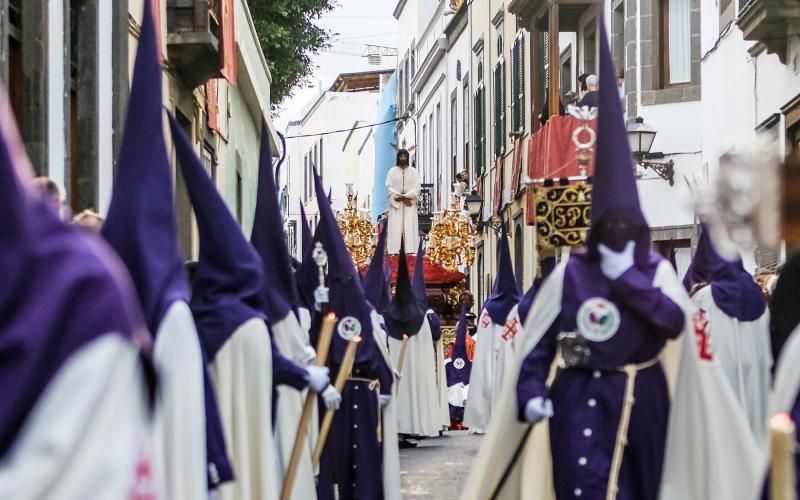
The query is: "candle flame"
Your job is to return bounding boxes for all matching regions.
[326,312,337,320]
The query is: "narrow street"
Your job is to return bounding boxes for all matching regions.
[399,431,482,499]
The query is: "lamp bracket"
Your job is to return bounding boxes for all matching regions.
[638,158,675,186]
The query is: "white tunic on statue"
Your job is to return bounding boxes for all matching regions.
[0,335,152,500]
[690,286,772,439]
[385,165,421,254]
[462,306,520,433]
[389,316,441,437]
[211,318,280,500]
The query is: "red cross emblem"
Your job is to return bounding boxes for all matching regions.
[479,311,491,328]
[692,308,714,362]
[130,452,157,500]
[502,318,519,341]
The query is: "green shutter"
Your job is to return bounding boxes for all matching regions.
[474,85,486,175]
[494,62,504,158]
[512,33,525,133]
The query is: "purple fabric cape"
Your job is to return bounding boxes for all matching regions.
[101,0,189,334]
[0,88,146,458]
[683,228,766,321]
[483,222,520,324]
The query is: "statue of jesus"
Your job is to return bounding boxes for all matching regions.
[385,148,420,254]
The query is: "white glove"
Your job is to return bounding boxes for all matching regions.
[321,385,341,410]
[598,241,635,280]
[379,394,392,407]
[302,345,317,365]
[524,397,554,423]
[393,369,402,380]
[306,365,330,393]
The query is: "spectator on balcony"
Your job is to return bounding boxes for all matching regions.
[539,94,565,126]
[577,74,599,109]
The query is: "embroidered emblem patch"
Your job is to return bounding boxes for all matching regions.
[577,298,621,342]
[502,317,519,341]
[338,316,361,340]
[479,311,491,328]
[692,308,714,362]
[454,358,466,370]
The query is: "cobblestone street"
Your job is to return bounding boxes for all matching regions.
[399,431,482,499]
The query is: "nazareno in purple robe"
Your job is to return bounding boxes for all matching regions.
[446,303,473,423]
[308,168,392,500]
[516,14,685,500]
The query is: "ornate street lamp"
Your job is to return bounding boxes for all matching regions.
[464,192,483,223]
[626,117,675,186]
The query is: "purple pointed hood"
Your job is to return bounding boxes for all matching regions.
[310,169,379,364]
[686,228,766,321]
[446,302,472,386]
[383,239,426,340]
[585,16,651,268]
[363,223,391,315]
[412,237,429,311]
[101,0,188,333]
[0,86,146,457]
[518,256,557,324]
[299,202,313,260]
[250,120,301,324]
[483,222,520,325]
[169,115,265,357]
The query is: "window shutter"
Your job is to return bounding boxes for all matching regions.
[543,32,550,88]
[494,62,502,158]
[220,0,237,83]
[474,85,486,175]
[512,33,525,133]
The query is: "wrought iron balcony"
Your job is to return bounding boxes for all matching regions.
[166,0,222,88]
[418,183,434,236]
[737,0,800,64]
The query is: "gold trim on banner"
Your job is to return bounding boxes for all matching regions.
[534,181,592,252]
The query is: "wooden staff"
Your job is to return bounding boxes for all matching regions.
[770,412,797,500]
[280,313,336,500]
[311,336,362,467]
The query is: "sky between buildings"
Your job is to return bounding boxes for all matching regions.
[274,0,399,134]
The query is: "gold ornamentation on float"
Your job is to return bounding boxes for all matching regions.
[534,181,592,252]
[336,184,374,268]
[428,189,476,272]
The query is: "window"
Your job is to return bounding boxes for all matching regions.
[404,56,411,109]
[474,58,487,175]
[514,220,524,290]
[476,244,484,311]
[319,138,324,182]
[451,93,458,185]
[494,58,506,158]
[236,153,243,223]
[583,25,597,75]
[660,0,691,85]
[436,102,442,209]
[428,113,434,183]
[463,79,470,181]
[304,154,309,201]
[422,123,427,178]
[397,67,404,112]
[560,45,573,103]
[410,43,416,79]
[511,31,525,134]
[202,143,215,181]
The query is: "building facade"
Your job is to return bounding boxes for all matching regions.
[0,0,279,260]
[283,69,392,259]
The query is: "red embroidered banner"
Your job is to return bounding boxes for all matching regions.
[220,0,237,84]
[492,157,502,215]
[511,137,524,197]
[527,116,597,181]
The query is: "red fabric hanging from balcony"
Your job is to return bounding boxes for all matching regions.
[526,115,596,181]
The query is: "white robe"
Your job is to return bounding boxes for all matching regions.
[0,335,151,499]
[385,165,421,254]
[690,286,772,439]
[271,312,317,500]
[152,301,208,500]
[462,306,520,432]
[371,311,402,500]
[461,261,765,500]
[211,318,280,500]
[389,317,442,437]
[434,337,452,430]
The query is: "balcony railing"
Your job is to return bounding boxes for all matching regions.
[737,0,800,64]
[418,183,434,235]
[167,0,223,88]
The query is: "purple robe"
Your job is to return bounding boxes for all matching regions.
[517,253,684,500]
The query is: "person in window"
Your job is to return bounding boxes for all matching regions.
[577,74,599,108]
[539,94,566,126]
